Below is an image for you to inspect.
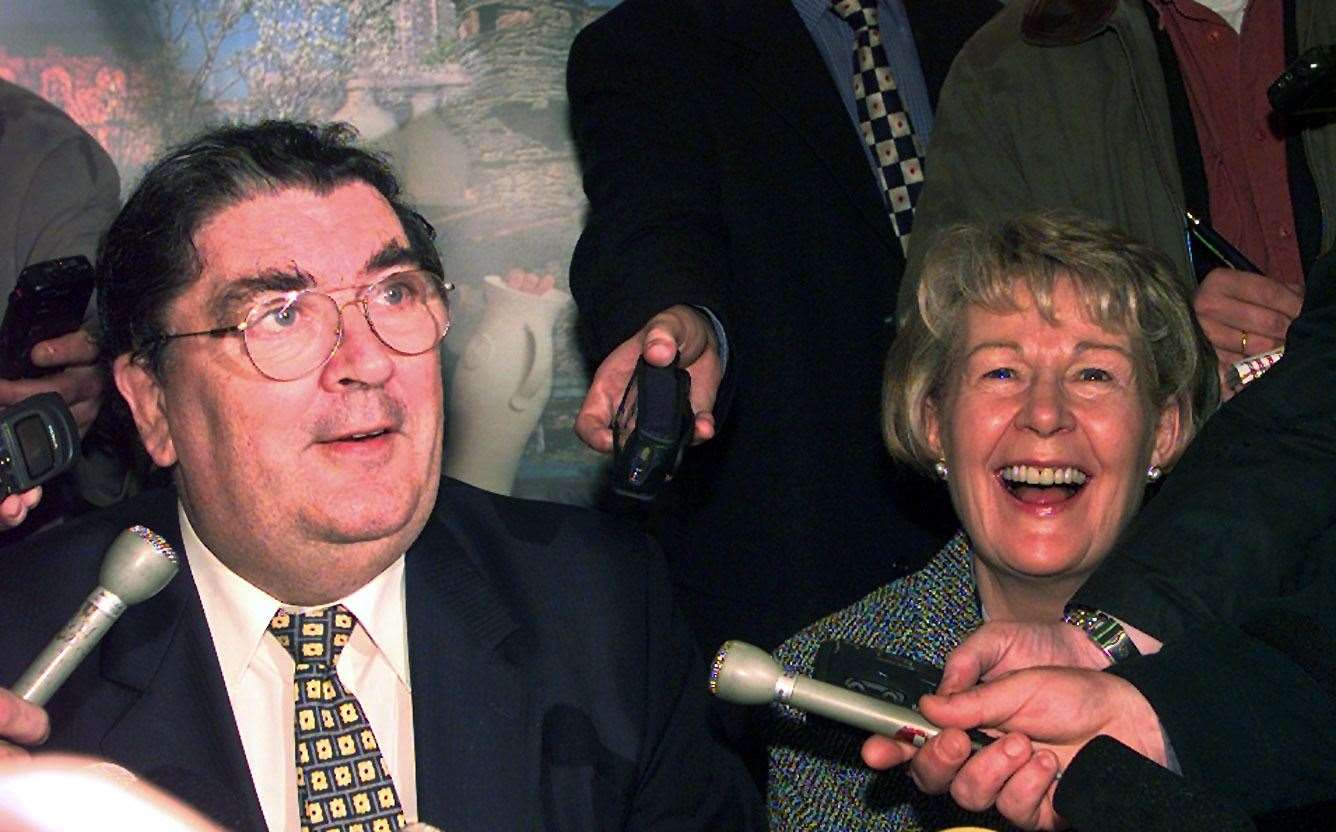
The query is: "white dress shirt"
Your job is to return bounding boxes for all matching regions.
[182,504,418,832]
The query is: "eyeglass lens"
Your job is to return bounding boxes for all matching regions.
[243,271,449,380]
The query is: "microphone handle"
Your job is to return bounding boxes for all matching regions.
[785,674,986,751]
[13,587,126,706]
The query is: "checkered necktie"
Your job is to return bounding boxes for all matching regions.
[269,605,406,832]
[831,0,925,256]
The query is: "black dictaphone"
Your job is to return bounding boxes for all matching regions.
[0,256,95,379]
[610,357,693,500]
[813,639,992,746]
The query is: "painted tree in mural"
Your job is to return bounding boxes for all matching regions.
[136,0,400,143]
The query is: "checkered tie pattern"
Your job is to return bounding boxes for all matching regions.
[831,0,924,256]
[268,605,406,832]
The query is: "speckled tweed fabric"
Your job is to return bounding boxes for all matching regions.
[767,531,1016,831]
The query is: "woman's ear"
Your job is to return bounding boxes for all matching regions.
[1149,400,1185,472]
[924,396,944,460]
[113,353,177,468]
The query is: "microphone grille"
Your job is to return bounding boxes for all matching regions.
[128,525,178,565]
[708,641,732,696]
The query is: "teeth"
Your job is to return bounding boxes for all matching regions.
[999,465,1088,486]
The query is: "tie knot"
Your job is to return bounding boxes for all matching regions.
[831,0,878,30]
[268,604,355,668]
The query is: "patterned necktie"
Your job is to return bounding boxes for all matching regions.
[269,605,406,832]
[831,0,925,256]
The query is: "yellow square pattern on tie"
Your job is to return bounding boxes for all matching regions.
[269,605,406,832]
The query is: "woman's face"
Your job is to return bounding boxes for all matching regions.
[927,278,1181,586]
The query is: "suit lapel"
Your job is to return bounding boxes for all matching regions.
[406,508,531,829]
[718,0,901,258]
[97,508,267,831]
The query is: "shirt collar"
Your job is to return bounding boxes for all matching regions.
[181,502,411,690]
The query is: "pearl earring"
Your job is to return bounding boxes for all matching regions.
[1146,465,1162,483]
[934,459,949,481]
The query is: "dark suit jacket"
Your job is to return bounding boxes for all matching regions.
[1055,256,1336,827]
[0,478,762,831]
[567,0,1000,657]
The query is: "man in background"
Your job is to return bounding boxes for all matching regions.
[567,0,999,668]
[0,78,121,528]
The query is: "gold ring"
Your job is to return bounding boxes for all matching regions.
[1240,330,1249,354]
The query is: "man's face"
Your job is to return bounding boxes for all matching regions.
[114,182,445,604]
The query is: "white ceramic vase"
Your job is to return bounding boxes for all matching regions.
[443,275,572,495]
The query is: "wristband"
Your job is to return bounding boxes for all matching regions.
[1062,603,1141,664]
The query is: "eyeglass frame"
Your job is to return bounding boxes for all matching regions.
[133,269,455,381]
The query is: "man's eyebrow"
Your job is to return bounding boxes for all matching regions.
[363,242,424,274]
[210,268,315,322]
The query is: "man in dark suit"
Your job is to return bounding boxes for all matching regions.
[0,121,760,831]
[567,0,1001,662]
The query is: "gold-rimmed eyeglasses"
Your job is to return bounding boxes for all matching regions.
[139,270,453,381]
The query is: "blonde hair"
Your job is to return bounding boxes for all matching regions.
[884,212,1219,472]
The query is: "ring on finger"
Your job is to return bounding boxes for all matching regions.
[1240,330,1249,354]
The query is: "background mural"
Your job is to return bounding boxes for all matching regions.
[0,0,618,506]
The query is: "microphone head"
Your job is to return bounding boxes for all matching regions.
[708,640,783,706]
[98,526,180,605]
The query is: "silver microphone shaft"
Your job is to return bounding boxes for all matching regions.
[13,526,178,706]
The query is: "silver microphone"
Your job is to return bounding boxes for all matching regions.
[709,640,984,750]
[13,526,179,705]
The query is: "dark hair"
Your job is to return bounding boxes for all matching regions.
[97,120,442,372]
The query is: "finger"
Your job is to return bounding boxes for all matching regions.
[70,399,100,437]
[692,411,716,444]
[905,728,972,794]
[1201,267,1304,313]
[0,688,49,746]
[861,733,917,770]
[0,740,30,760]
[995,748,1062,830]
[51,365,106,409]
[574,391,617,453]
[30,328,98,369]
[1219,270,1304,319]
[537,274,556,293]
[1196,313,1286,359]
[0,493,30,529]
[1194,291,1296,345]
[950,732,1033,813]
[574,336,642,453]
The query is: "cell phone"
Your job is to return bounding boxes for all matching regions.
[1269,44,1336,116]
[610,357,692,501]
[812,639,991,746]
[0,392,80,496]
[0,255,95,379]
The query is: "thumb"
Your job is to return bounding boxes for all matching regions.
[641,305,712,367]
[919,673,1029,733]
[938,623,1014,694]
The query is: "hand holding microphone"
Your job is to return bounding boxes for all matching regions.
[11,526,179,707]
